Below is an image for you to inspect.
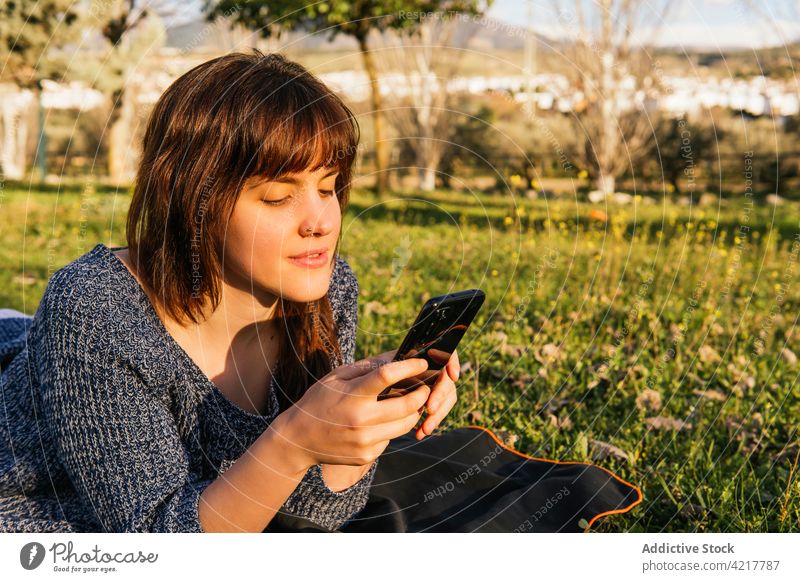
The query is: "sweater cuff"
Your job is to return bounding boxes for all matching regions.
[280,458,379,531]
[150,479,215,533]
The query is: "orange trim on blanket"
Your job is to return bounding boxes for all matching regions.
[463,424,643,532]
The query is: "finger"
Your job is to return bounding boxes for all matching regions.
[373,384,432,422]
[337,350,399,380]
[420,391,457,436]
[353,357,430,397]
[446,349,460,382]
[425,373,456,415]
[419,376,456,435]
[376,407,429,442]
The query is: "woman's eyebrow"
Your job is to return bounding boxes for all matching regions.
[271,168,339,185]
[271,175,302,185]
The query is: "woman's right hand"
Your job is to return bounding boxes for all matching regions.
[271,350,432,469]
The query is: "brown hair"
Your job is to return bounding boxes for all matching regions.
[125,50,361,412]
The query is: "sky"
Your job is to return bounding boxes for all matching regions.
[171,1,800,51]
[487,0,800,49]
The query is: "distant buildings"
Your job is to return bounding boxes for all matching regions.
[20,60,800,120]
[319,70,800,118]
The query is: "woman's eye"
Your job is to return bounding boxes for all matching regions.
[262,198,288,206]
[262,190,334,206]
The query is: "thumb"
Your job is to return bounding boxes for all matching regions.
[353,357,430,397]
[336,350,398,381]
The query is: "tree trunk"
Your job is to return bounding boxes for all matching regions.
[107,86,137,184]
[596,0,617,199]
[358,35,389,198]
[415,131,441,192]
[669,174,681,194]
[595,173,615,197]
[35,92,47,181]
[1,88,32,180]
[418,164,436,192]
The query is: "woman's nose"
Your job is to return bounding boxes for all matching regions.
[297,193,336,237]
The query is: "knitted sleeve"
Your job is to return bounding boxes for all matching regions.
[34,274,213,533]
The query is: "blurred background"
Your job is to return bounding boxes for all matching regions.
[1,0,798,532]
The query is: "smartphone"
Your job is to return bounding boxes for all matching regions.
[377,289,485,401]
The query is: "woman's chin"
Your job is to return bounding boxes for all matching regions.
[280,282,330,304]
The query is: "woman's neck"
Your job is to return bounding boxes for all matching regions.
[113,248,280,353]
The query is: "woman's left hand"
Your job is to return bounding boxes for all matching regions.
[416,349,460,440]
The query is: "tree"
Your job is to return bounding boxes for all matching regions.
[0,0,80,179]
[555,0,672,197]
[71,0,167,184]
[204,0,490,198]
[648,114,715,195]
[436,102,496,189]
[374,9,486,191]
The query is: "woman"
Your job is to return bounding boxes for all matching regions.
[0,51,459,533]
[1,51,641,534]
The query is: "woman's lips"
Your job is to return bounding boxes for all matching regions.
[288,250,329,268]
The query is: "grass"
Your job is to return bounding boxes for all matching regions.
[1,182,798,532]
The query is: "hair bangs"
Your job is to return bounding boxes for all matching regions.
[248,82,359,181]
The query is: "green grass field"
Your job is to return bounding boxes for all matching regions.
[1,182,798,532]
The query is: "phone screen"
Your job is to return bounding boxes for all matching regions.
[377,289,484,400]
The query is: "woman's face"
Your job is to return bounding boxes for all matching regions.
[223,165,342,305]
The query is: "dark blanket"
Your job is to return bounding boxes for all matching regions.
[265,425,642,533]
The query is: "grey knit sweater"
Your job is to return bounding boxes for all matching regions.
[0,242,377,533]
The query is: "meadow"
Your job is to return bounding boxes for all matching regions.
[1,182,798,532]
